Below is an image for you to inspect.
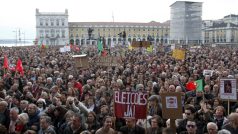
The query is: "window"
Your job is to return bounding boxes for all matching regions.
[45,30,49,38]
[51,29,55,37]
[61,19,65,26]
[51,21,54,26]
[62,30,65,38]
[56,20,59,26]
[46,21,48,26]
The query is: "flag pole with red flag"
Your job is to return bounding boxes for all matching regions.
[3,55,9,76]
[15,58,24,76]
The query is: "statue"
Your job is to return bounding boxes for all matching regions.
[88,28,94,40]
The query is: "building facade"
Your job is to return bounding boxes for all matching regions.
[35,9,69,45]
[68,21,170,46]
[202,14,238,45]
[170,1,202,44]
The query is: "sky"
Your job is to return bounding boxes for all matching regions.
[0,0,237,40]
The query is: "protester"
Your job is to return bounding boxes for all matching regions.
[0,44,238,134]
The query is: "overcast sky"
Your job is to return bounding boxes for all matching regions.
[0,0,237,40]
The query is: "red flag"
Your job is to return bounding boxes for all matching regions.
[74,46,80,51]
[101,50,108,57]
[186,81,196,91]
[15,58,24,76]
[3,55,9,69]
[41,44,45,49]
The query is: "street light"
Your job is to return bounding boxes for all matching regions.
[22,32,25,45]
[12,29,18,46]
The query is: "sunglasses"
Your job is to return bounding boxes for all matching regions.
[185,113,191,115]
[187,125,196,128]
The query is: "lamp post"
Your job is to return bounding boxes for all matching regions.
[12,29,18,46]
[22,32,25,45]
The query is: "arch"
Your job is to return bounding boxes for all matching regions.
[156,39,159,43]
[108,38,111,46]
[142,38,146,41]
[128,38,131,43]
[70,39,74,45]
[133,38,136,42]
[81,39,84,45]
[76,39,79,45]
[118,38,122,42]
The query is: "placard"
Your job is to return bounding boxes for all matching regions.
[131,41,151,48]
[161,92,183,119]
[220,78,237,101]
[72,54,89,69]
[203,70,214,76]
[114,91,148,119]
[60,47,66,53]
[97,56,122,67]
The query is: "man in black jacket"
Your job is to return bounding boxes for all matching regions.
[118,117,145,134]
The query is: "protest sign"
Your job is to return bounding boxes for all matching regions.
[72,54,89,68]
[172,49,186,60]
[64,46,71,52]
[97,56,122,67]
[114,91,148,119]
[220,78,237,101]
[161,92,183,119]
[131,41,150,48]
[60,47,66,53]
[203,70,214,76]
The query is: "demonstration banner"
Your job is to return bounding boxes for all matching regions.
[114,91,148,119]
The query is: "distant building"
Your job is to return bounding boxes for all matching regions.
[68,21,170,45]
[35,9,69,45]
[170,1,203,45]
[202,14,238,45]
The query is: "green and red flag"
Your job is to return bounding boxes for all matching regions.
[186,79,203,91]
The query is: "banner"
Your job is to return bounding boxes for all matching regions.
[60,47,66,53]
[97,56,122,67]
[72,54,89,68]
[64,46,71,52]
[172,49,185,60]
[220,78,237,101]
[114,91,148,119]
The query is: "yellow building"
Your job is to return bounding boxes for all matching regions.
[68,21,170,45]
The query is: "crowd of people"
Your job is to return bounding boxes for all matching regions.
[0,44,238,134]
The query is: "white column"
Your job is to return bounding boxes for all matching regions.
[116,37,118,44]
[215,31,217,42]
[84,38,87,45]
[79,38,81,46]
[105,38,108,46]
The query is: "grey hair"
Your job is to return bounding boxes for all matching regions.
[207,122,218,130]
[47,77,53,81]
[10,107,19,114]
[40,115,52,125]
[21,100,29,105]
[218,129,231,134]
